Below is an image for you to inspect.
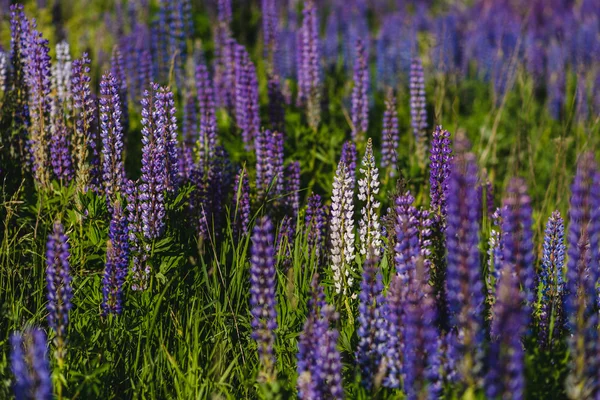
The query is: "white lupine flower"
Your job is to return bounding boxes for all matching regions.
[52,41,72,103]
[358,138,382,257]
[330,161,355,294]
[0,51,7,91]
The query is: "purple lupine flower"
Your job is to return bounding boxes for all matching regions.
[565,152,600,398]
[234,45,260,150]
[537,210,565,349]
[394,191,420,281]
[232,168,251,238]
[486,260,527,400]
[380,274,403,389]
[381,89,399,177]
[8,5,31,130]
[140,83,167,241]
[546,41,565,120]
[284,161,301,217]
[410,57,427,161]
[445,152,484,383]
[166,0,187,86]
[262,0,278,65]
[298,0,321,130]
[158,86,180,192]
[138,49,153,100]
[351,39,369,141]
[24,22,53,187]
[180,93,196,180]
[49,98,73,182]
[110,46,129,133]
[52,41,71,104]
[71,54,96,191]
[217,0,232,25]
[268,74,286,133]
[250,216,278,377]
[125,179,150,291]
[429,126,453,223]
[102,201,130,316]
[99,72,125,206]
[11,328,52,400]
[276,215,295,270]
[496,178,535,324]
[317,305,345,399]
[356,255,385,389]
[305,193,327,261]
[323,7,339,69]
[340,140,357,188]
[46,221,72,362]
[403,258,442,400]
[195,63,217,172]
[256,129,284,199]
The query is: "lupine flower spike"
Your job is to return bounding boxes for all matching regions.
[410,57,427,166]
[351,39,369,141]
[381,89,399,178]
[429,126,453,225]
[11,328,52,400]
[102,201,130,316]
[358,138,382,258]
[46,221,72,366]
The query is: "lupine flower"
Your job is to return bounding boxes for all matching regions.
[547,41,565,120]
[49,98,73,182]
[180,93,196,180]
[166,0,187,86]
[403,258,442,400]
[537,210,565,349]
[317,305,345,399]
[487,207,505,302]
[381,89,399,177]
[351,39,369,141]
[46,221,72,363]
[71,54,96,192]
[565,152,600,398]
[99,72,125,206]
[9,5,30,129]
[330,161,355,295]
[140,83,167,241]
[10,328,52,400]
[256,129,284,199]
[305,193,327,261]
[486,261,527,400]
[380,275,403,388]
[110,46,129,133]
[158,86,180,192]
[232,168,251,238]
[0,51,7,91]
[298,0,321,130]
[394,191,420,282]
[284,161,301,217]
[429,126,453,223]
[195,62,217,172]
[410,57,427,162]
[125,179,150,292]
[267,74,286,133]
[496,178,535,325]
[445,152,484,384]
[235,45,260,150]
[24,23,53,187]
[102,201,129,316]
[356,255,385,389]
[52,41,71,104]
[340,140,357,189]
[250,216,278,378]
[358,139,382,257]
[262,0,278,66]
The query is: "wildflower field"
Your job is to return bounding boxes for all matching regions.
[1,0,600,398]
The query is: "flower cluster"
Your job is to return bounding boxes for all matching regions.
[306,193,327,261]
[297,0,321,129]
[410,57,427,161]
[11,328,52,400]
[429,126,453,223]
[381,89,399,176]
[358,138,382,257]
[235,45,260,150]
[351,39,369,140]
[52,41,71,104]
[102,201,130,316]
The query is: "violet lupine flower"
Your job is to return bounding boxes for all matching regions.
[9,5,30,127]
[351,39,369,141]
[11,328,52,400]
[180,93,196,180]
[99,72,125,206]
[394,191,421,282]
[429,126,453,224]
[140,83,167,241]
[330,161,355,295]
[49,98,73,182]
[403,258,442,400]
[232,168,251,238]
[298,0,321,130]
[358,138,382,258]
[537,210,565,349]
[52,41,71,104]
[445,152,485,383]
[305,193,327,261]
[46,221,72,362]
[317,305,345,399]
[256,129,284,199]
[71,54,96,192]
[110,46,129,133]
[496,178,535,325]
[158,86,180,192]
[195,62,217,172]
[284,161,301,217]
[250,216,278,377]
[234,45,260,150]
[340,140,357,189]
[262,0,278,65]
[102,201,129,316]
[166,0,187,86]
[24,23,53,188]
[486,262,527,400]
[356,255,385,389]
[268,74,286,133]
[565,152,600,398]
[125,179,150,292]
[379,274,403,389]
[381,89,399,177]
[410,57,427,162]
